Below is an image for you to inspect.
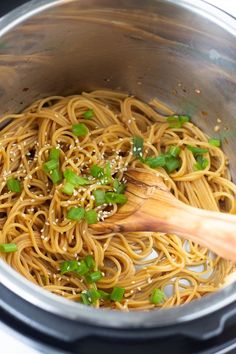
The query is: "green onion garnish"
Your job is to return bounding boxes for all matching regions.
[62,182,74,195]
[83,109,94,120]
[60,260,79,274]
[67,207,85,221]
[49,148,60,161]
[43,159,59,173]
[150,289,165,304]
[64,168,90,186]
[50,169,62,184]
[76,260,89,275]
[86,270,103,283]
[164,157,181,173]
[0,243,18,253]
[102,161,112,184]
[93,190,106,206]
[144,155,166,168]
[167,146,181,157]
[90,165,104,179]
[98,290,110,300]
[209,138,221,147]
[72,123,89,137]
[194,155,209,170]
[110,287,125,302]
[105,192,127,204]
[167,115,190,128]
[7,178,21,193]
[85,210,98,225]
[187,145,208,154]
[85,255,95,270]
[86,289,101,303]
[133,136,144,158]
[80,292,90,305]
[113,179,126,194]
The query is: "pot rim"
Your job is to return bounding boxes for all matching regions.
[0,0,236,328]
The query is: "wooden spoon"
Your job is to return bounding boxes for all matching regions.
[91,169,236,262]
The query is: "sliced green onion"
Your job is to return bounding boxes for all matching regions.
[144,155,166,168]
[150,288,165,304]
[50,169,62,184]
[90,165,104,179]
[101,161,112,184]
[187,145,208,154]
[7,178,21,193]
[133,136,144,158]
[62,182,74,195]
[64,168,90,186]
[110,287,125,302]
[167,146,181,157]
[43,159,59,172]
[60,260,79,274]
[83,109,94,120]
[167,115,190,128]
[93,190,106,206]
[85,210,98,225]
[194,155,209,170]
[209,138,221,147]
[76,260,89,276]
[113,179,126,194]
[98,290,110,300]
[80,292,90,305]
[72,123,89,137]
[67,207,85,221]
[105,192,127,204]
[49,148,60,161]
[0,243,18,253]
[85,255,95,270]
[164,157,181,173]
[87,289,101,303]
[86,270,103,283]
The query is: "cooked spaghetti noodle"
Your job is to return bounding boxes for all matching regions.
[0,90,235,310]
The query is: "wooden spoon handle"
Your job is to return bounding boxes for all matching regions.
[115,191,236,262]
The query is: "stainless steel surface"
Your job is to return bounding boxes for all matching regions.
[0,0,236,328]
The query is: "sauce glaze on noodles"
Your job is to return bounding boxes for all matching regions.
[0,90,235,310]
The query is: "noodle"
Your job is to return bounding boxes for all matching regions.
[0,90,235,311]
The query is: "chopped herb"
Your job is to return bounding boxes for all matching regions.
[102,161,112,184]
[144,155,166,168]
[133,136,144,158]
[187,145,208,154]
[62,182,74,195]
[86,270,103,283]
[113,178,126,194]
[80,292,90,305]
[64,168,90,186]
[110,287,125,302]
[7,178,21,193]
[60,260,79,274]
[85,210,98,225]
[43,159,59,172]
[72,123,89,137]
[167,115,190,128]
[0,243,18,253]
[49,148,60,161]
[164,157,181,173]
[85,255,95,270]
[67,207,85,221]
[75,260,89,276]
[93,190,106,206]
[50,169,62,184]
[86,289,101,303]
[150,289,165,304]
[167,146,181,157]
[194,155,209,170]
[83,109,94,119]
[90,165,104,179]
[209,138,221,147]
[105,192,127,204]
[98,290,110,300]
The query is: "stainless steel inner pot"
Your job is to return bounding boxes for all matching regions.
[0,0,236,331]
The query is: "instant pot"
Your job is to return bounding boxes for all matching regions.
[1,0,236,353]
